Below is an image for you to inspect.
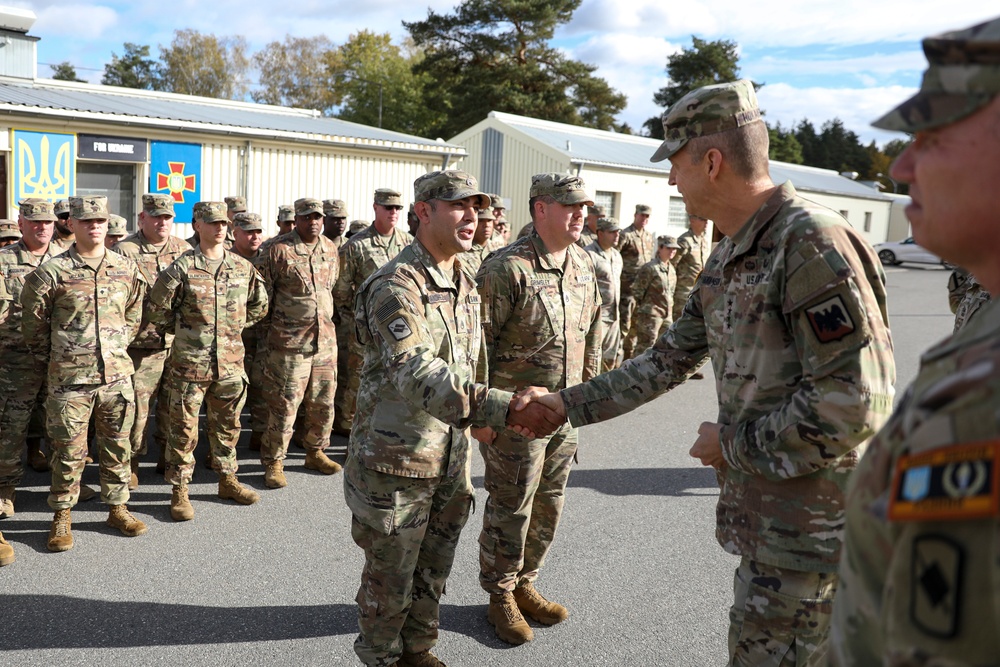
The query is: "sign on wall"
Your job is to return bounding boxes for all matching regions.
[78,134,147,162]
[13,129,76,202]
[149,140,201,223]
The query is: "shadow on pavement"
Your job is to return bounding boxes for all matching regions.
[473,466,719,497]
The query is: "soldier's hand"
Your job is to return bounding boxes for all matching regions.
[512,386,567,418]
[471,426,496,445]
[690,422,726,470]
[507,388,565,439]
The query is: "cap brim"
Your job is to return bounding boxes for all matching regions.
[75,214,108,221]
[201,214,229,223]
[650,137,684,163]
[555,191,595,207]
[437,189,491,209]
[146,207,174,217]
[872,91,994,132]
[23,214,57,222]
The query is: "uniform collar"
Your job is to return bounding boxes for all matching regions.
[529,232,567,272]
[191,246,232,271]
[11,239,53,264]
[728,181,796,260]
[412,238,463,293]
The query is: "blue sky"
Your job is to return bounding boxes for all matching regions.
[14,1,997,146]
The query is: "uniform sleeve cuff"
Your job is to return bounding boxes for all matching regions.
[482,388,514,430]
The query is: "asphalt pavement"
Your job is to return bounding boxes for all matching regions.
[0,264,955,666]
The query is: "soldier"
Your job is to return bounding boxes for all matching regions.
[50,199,74,251]
[0,200,61,516]
[406,203,420,236]
[577,203,604,248]
[275,205,295,237]
[21,195,149,552]
[232,212,268,452]
[145,202,267,520]
[345,170,532,667]
[585,216,623,372]
[346,219,369,239]
[222,195,244,249]
[494,219,510,246]
[115,194,190,485]
[514,79,896,664]
[952,273,990,331]
[323,199,349,248]
[831,18,1000,665]
[186,201,209,248]
[628,235,679,355]
[461,206,495,277]
[672,214,711,379]
[0,220,20,248]
[617,203,655,359]
[259,198,342,488]
[105,215,127,248]
[332,189,413,436]
[477,173,603,645]
[486,194,508,251]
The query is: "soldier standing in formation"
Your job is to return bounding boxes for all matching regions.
[105,215,127,247]
[21,195,150,552]
[146,202,267,520]
[672,214,711,317]
[485,195,508,252]
[628,234,680,356]
[476,173,602,645]
[831,16,1000,665]
[617,203,655,360]
[577,203,603,248]
[114,194,190,484]
[323,199,349,248]
[50,199,74,251]
[333,189,412,436]
[514,78,896,664]
[0,220,20,248]
[231,211,268,453]
[259,198,342,488]
[584,216,623,372]
[952,272,990,332]
[461,206,495,276]
[274,205,295,237]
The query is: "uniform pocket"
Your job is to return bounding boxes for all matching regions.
[732,578,833,667]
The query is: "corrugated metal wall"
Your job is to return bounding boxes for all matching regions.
[498,133,567,233]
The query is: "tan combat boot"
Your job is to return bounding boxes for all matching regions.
[248,432,262,452]
[170,485,194,521]
[264,460,287,489]
[47,508,73,552]
[128,459,139,491]
[27,438,49,472]
[398,649,447,667]
[513,582,569,625]
[218,474,260,505]
[487,591,534,645]
[304,450,342,475]
[107,504,148,536]
[0,485,15,518]
[0,531,15,566]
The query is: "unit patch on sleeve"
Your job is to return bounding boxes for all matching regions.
[386,317,413,341]
[888,440,999,521]
[910,534,964,639]
[804,294,856,343]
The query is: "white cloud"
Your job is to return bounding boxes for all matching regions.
[748,50,927,79]
[33,3,118,37]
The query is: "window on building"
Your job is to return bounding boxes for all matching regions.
[77,162,137,232]
[864,212,872,232]
[668,197,688,226]
[594,191,617,218]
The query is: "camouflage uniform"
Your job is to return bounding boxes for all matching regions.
[952,273,990,332]
[230,213,268,447]
[323,199,349,250]
[146,242,267,486]
[672,227,711,318]
[0,209,59,492]
[584,218,623,372]
[830,18,1000,666]
[629,237,679,356]
[346,173,511,664]
[114,198,191,463]
[259,201,340,467]
[332,195,412,434]
[477,178,603,599]
[617,215,655,359]
[0,219,21,247]
[21,216,146,510]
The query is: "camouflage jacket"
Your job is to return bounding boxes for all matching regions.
[114,230,190,350]
[953,275,990,332]
[617,223,655,296]
[672,230,710,293]
[561,182,896,572]
[21,245,146,386]
[146,248,268,382]
[50,235,74,252]
[585,241,622,324]
[477,230,603,393]
[831,299,1000,666]
[460,241,492,279]
[352,239,512,478]
[486,230,508,252]
[333,224,412,311]
[946,267,971,313]
[259,230,339,354]
[632,257,676,320]
[0,241,59,371]
[576,227,598,248]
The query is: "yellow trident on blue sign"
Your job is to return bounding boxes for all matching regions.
[14,130,76,201]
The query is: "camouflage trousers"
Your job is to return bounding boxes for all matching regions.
[630,313,671,358]
[262,349,336,463]
[0,364,47,487]
[46,378,135,510]
[334,330,362,433]
[243,334,268,438]
[479,423,577,594]
[344,455,473,667]
[600,317,622,373]
[728,558,836,667]
[164,372,247,486]
[619,295,638,360]
[128,347,170,457]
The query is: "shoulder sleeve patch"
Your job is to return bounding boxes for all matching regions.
[804,294,856,343]
[889,440,999,522]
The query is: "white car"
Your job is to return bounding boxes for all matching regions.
[873,237,946,267]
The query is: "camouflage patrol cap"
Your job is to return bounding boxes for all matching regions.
[69,195,109,221]
[0,220,20,239]
[873,16,1000,132]
[490,194,506,210]
[53,199,70,217]
[192,201,211,222]
[596,217,620,232]
[658,235,681,249]
[107,215,128,237]
[478,207,496,221]
[650,78,762,163]
[529,173,595,206]
[142,193,175,217]
[234,212,263,232]
[277,205,294,222]
[349,219,370,233]
[294,198,323,217]
[224,196,247,213]
[323,199,348,218]
[635,204,652,215]
[199,202,228,223]
[588,204,606,217]
[373,188,403,207]
[19,199,57,222]
[413,170,490,207]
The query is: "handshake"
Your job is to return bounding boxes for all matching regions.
[470,387,568,445]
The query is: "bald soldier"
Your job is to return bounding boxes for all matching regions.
[617,203,655,360]
[513,79,896,664]
[830,16,1000,666]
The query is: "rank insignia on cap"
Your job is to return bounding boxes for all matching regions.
[889,441,999,522]
[386,317,413,341]
[910,534,964,639]
[805,295,855,343]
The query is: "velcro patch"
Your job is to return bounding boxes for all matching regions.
[576,274,594,284]
[805,295,855,343]
[889,440,999,522]
[375,295,405,324]
[910,534,964,638]
[467,294,481,304]
[386,317,413,341]
[425,292,449,304]
[530,278,553,288]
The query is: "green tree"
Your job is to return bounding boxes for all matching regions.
[102,43,159,89]
[157,29,250,99]
[767,122,803,164]
[51,61,84,82]
[882,138,911,158]
[405,0,626,138]
[252,35,340,112]
[644,37,760,138]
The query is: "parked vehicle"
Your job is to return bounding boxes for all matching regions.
[873,237,945,266]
